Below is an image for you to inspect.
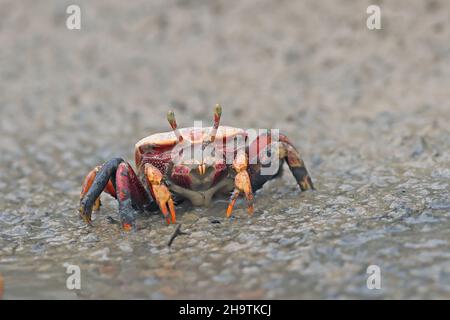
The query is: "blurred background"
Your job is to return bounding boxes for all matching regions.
[0,0,449,299]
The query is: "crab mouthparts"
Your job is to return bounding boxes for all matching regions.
[198,164,206,175]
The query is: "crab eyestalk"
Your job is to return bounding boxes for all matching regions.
[167,110,184,143]
[209,104,222,143]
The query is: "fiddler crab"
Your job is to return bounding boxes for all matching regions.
[79,105,314,230]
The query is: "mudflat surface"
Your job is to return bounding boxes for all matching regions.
[1,0,450,299]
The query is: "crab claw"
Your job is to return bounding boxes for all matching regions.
[78,204,93,226]
[144,163,177,224]
[226,152,254,217]
[226,170,254,217]
[79,164,117,226]
[79,189,103,225]
[156,192,176,224]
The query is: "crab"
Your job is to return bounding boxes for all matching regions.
[79,105,314,230]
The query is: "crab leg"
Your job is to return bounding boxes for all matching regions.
[247,132,315,192]
[144,163,176,224]
[226,151,254,217]
[279,134,315,191]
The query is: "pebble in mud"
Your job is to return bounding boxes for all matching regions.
[80,234,99,243]
[89,248,110,261]
[180,213,200,223]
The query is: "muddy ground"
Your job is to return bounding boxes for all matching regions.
[0,0,450,299]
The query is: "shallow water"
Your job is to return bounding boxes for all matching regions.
[1,0,450,299]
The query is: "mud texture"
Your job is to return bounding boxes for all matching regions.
[1,0,450,299]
